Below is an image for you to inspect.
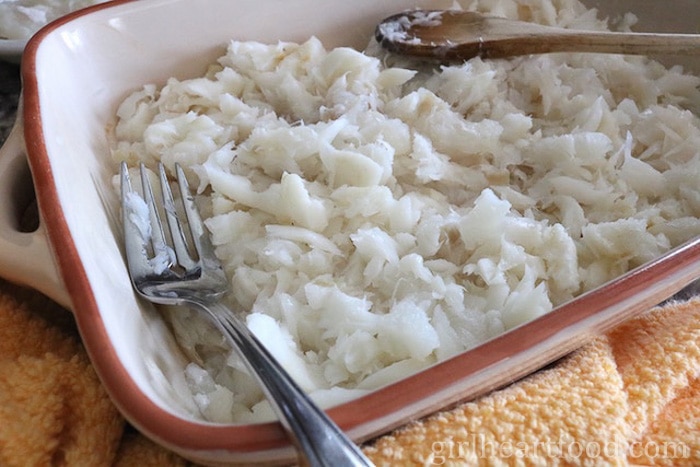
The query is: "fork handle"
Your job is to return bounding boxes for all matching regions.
[200,301,374,467]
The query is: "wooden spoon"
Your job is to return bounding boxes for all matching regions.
[375,9,700,61]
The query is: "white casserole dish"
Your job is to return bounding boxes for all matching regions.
[1,0,700,464]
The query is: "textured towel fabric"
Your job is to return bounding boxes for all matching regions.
[365,300,700,466]
[0,279,698,466]
[0,281,185,466]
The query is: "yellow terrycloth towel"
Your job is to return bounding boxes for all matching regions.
[0,282,186,466]
[1,279,699,466]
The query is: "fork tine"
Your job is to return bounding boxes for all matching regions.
[174,163,219,263]
[121,162,154,277]
[120,161,133,211]
[140,163,168,248]
[158,163,197,270]
[139,163,177,272]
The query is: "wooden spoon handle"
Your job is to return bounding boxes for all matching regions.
[377,10,700,61]
[473,29,700,60]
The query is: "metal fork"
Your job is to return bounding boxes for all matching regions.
[120,162,373,467]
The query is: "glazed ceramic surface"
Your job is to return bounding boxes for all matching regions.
[0,0,699,464]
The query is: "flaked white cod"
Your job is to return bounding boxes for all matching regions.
[112,0,700,423]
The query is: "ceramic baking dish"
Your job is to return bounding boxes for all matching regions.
[0,0,699,464]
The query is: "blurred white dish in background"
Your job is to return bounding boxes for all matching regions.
[0,0,109,62]
[0,0,108,40]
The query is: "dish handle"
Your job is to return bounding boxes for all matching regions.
[0,121,71,308]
